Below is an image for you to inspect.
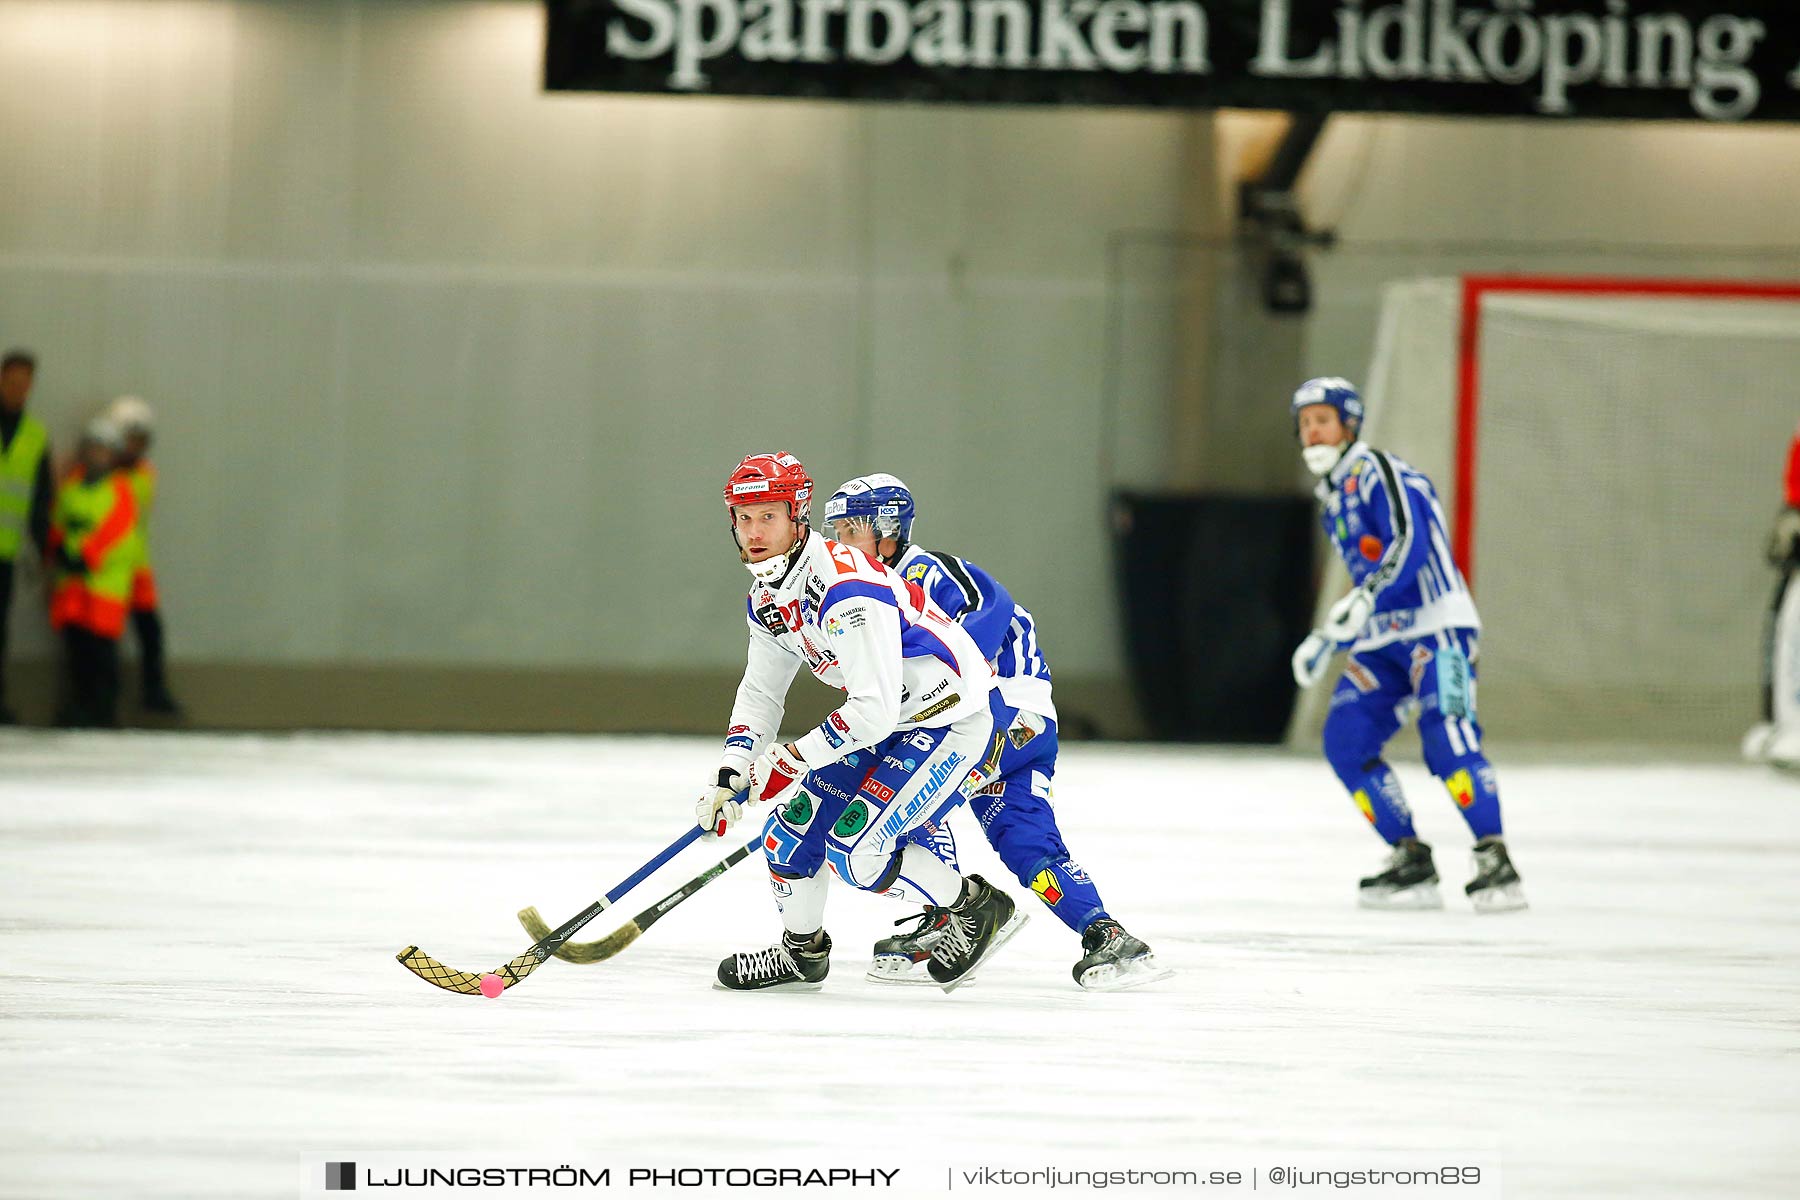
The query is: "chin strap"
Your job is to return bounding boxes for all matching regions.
[744,527,809,586]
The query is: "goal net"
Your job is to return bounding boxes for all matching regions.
[1290,276,1800,747]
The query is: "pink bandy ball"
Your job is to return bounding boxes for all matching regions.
[478,974,505,999]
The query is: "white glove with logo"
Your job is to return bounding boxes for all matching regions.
[1291,631,1333,688]
[1322,585,1375,643]
[747,742,808,811]
[695,768,746,837]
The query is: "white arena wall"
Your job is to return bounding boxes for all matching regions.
[2,1,1798,737]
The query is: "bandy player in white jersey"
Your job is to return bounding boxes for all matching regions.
[695,451,1029,992]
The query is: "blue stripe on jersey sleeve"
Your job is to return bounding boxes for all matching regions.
[821,578,898,614]
[901,622,960,674]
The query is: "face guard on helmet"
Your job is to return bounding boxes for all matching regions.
[824,473,915,565]
[1290,376,1364,477]
[724,451,814,583]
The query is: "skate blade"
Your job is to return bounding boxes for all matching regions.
[1468,883,1529,914]
[865,955,939,985]
[1077,955,1174,992]
[710,980,826,993]
[1359,881,1444,910]
[937,911,1030,994]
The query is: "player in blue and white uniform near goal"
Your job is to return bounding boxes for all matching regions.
[1288,379,1527,914]
[698,451,1029,992]
[825,473,1169,990]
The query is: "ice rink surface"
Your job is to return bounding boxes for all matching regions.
[3,730,1798,1199]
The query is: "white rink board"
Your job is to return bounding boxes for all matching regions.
[2,731,1797,1199]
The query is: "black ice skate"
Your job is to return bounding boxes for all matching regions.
[1072,918,1172,991]
[715,930,831,992]
[1358,837,1443,910]
[1465,837,1528,913]
[927,875,1029,993]
[866,907,952,984]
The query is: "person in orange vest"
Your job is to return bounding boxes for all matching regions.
[1770,423,1800,567]
[108,395,180,714]
[1,348,54,725]
[48,415,139,728]
[1749,421,1800,766]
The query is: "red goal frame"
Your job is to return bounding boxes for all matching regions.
[1454,275,1800,586]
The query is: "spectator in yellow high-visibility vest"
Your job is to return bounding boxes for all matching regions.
[1,348,53,725]
[108,395,180,715]
[49,415,139,728]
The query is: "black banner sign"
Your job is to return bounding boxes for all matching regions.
[545,0,1800,121]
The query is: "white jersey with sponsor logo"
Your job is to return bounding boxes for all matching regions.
[720,530,995,776]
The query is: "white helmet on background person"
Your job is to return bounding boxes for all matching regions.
[82,413,126,452]
[109,394,154,435]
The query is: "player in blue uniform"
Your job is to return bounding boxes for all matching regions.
[1288,379,1526,913]
[825,474,1170,989]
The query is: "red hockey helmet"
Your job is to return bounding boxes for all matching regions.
[723,451,813,527]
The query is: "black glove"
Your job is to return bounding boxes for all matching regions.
[57,544,88,574]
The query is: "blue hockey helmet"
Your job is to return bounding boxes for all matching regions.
[1289,377,1364,438]
[824,473,916,552]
